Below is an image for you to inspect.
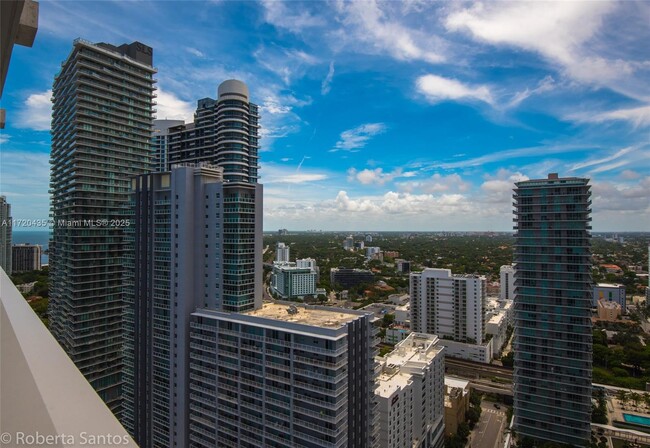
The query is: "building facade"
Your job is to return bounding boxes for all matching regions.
[330,267,374,289]
[513,174,592,446]
[49,39,156,416]
[500,264,516,301]
[271,262,318,299]
[12,243,41,272]
[0,196,11,274]
[152,119,184,172]
[276,241,290,263]
[166,80,259,183]
[188,303,379,448]
[410,268,486,345]
[593,283,626,313]
[376,333,445,448]
[122,164,262,447]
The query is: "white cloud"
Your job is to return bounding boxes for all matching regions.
[155,89,195,122]
[261,0,326,33]
[334,0,445,64]
[16,90,52,131]
[445,2,632,85]
[569,147,636,172]
[321,62,335,95]
[416,74,492,104]
[397,173,471,194]
[621,170,640,180]
[0,150,50,223]
[331,123,386,152]
[0,134,9,144]
[347,167,406,186]
[509,75,556,108]
[434,144,595,170]
[591,177,650,218]
[480,170,529,204]
[570,105,650,128]
[261,162,328,185]
[186,47,205,58]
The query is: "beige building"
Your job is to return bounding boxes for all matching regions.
[444,377,470,436]
[598,299,622,321]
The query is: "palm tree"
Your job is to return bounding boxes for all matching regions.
[630,391,641,409]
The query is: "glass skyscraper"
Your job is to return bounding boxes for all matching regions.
[49,39,156,416]
[513,173,592,446]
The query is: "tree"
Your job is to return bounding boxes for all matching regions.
[630,391,641,408]
[617,390,629,408]
[466,406,481,429]
[502,351,514,368]
[457,422,470,441]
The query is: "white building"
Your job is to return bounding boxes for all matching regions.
[593,283,626,313]
[367,246,381,259]
[271,262,318,299]
[485,311,508,357]
[276,242,290,263]
[411,268,486,345]
[376,333,446,448]
[385,326,411,345]
[500,264,516,301]
[296,257,316,269]
[343,235,354,250]
[410,268,489,362]
[394,304,410,327]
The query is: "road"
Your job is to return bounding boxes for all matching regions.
[471,402,507,448]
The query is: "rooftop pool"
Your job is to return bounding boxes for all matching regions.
[623,413,650,426]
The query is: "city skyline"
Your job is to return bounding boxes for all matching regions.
[1,1,649,231]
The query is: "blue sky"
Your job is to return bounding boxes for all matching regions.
[1,0,649,231]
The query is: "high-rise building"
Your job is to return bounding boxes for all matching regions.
[0,196,12,274]
[410,268,486,345]
[166,80,260,183]
[513,173,592,446]
[271,262,318,299]
[152,119,184,172]
[376,333,446,448]
[188,302,379,448]
[49,39,156,416]
[276,241,290,262]
[500,264,516,301]
[122,163,262,447]
[12,243,41,272]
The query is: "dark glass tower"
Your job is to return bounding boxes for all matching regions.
[49,39,156,416]
[513,173,592,446]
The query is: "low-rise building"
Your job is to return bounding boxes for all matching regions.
[394,304,410,327]
[385,326,411,345]
[597,299,622,321]
[485,311,508,357]
[593,283,626,313]
[438,339,493,363]
[388,293,409,306]
[331,267,374,289]
[444,377,470,436]
[366,246,381,260]
[383,251,400,259]
[376,333,446,448]
[395,259,411,274]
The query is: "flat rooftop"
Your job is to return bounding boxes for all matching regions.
[245,302,361,328]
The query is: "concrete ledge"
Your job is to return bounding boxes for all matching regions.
[0,268,136,447]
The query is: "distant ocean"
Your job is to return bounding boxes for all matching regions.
[12,230,51,265]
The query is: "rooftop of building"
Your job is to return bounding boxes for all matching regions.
[487,312,506,325]
[245,302,362,328]
[596,283,625,288]
[445,376,470,390]
[598,300,621,309]
[377,333,443,398]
